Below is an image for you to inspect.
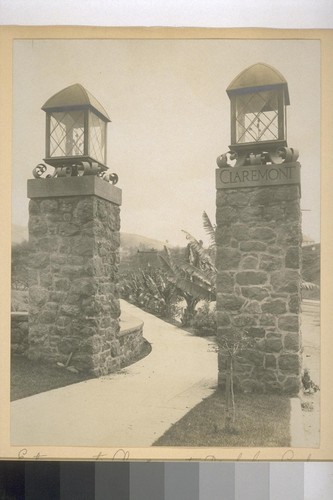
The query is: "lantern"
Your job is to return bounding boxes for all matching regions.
[41,84,110,173]
[226,63,290,159]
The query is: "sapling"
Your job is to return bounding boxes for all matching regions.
[217,329,254,432]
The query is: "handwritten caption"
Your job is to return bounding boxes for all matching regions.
[17,448,313,461]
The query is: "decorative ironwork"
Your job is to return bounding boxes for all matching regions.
[32,161,118,184]
[216,146,299,169]
[32,163,56,179]
[100,171,119,185]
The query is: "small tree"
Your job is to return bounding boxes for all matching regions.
[217,330,254,432]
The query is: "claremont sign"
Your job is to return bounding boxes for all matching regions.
[216,163,301,189]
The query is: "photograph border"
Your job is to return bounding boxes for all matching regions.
[0,26,332,461]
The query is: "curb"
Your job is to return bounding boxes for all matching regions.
[290,397,305,447]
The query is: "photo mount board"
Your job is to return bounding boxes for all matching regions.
[0,26,331,461]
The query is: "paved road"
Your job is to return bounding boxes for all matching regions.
[11,300,217,447]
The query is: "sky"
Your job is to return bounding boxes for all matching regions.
[12,38,320,246]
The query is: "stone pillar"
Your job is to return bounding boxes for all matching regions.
[216,162,302,394]
[27,175,122,376]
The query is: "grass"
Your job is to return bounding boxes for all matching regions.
[11,340,152,401]
[153,388,291,447]
[10,355,93,401]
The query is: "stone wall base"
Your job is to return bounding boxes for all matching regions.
[11,311,145,376]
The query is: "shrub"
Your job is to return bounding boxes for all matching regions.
[118,267,180,319]
[191,301,217,336]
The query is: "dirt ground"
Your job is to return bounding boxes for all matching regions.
[301,300,320,448]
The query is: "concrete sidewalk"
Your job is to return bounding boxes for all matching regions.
[300,299,320,448]
[290,300,320,448]
[11,300,217,447]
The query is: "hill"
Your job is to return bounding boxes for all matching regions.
[120,233,167,251]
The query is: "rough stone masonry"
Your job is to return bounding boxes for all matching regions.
[27,176,125,376]
[216,162,302,394]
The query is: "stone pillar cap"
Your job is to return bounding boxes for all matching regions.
[27,175,122,206]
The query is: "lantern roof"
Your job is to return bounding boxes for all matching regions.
[226,63,290,105]
[42,83,111,122]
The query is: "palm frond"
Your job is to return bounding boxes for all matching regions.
[159,246,179,274]
[179,261,216,285]
[202,211,216,250]
[181,230,216,271]
[175,277,214,301]
[144,274,160,297]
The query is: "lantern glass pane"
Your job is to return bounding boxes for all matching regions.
[89,111,106,164]
[49,111,85,157]
[235,90,279,143]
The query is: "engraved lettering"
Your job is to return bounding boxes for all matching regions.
[268,168,279,180]
[220,169,231,184]
[279,167,289,179]
[258,169,267,180]
[251,170,258,181]
[217,164,300,189]
[242,170,250,182]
